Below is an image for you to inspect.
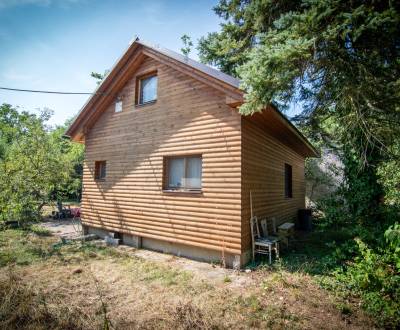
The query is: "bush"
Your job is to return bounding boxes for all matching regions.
[314,192,350,229]
[377,140,400,207]
[334,223,400,328]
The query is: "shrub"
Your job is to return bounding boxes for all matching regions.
[334,223,400,328]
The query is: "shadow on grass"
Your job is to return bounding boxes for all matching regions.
[248,228,354,276]
[0,227,127,267]
[0,228,53,267]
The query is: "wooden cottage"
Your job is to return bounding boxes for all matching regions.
[66,39,318,267]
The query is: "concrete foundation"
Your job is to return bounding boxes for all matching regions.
[123,232,142,248]
[83,225,250,268]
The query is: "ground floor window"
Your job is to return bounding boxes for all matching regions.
[164,155,202,191]
[95,161,107,180]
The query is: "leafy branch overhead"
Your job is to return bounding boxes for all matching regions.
[198,0,400,158]
[180,34,193,57]
[91,70,110,85]
[199,0,400,223]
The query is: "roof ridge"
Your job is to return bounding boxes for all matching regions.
[65,37,317,157]
[136,39,241,89]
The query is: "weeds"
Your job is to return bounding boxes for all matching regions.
[235,294,301,328]
[172,301,211,330]
[0,268,94,330]
[0,228,128,268]
[0,229,55,267]
[91,273,113,330]
[29,225,52,237]
[222,275,231,283]
[130,258,193,286]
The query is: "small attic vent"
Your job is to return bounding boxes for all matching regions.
[115,99,123,113]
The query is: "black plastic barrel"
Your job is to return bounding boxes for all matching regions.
[297,209,313,231]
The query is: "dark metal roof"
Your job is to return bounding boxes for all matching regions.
[136,39,241,89]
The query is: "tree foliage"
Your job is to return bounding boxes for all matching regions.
[199,0,400,215]
[0,104,83,223]
[50,121,84,202]
[199,0,400,134]
[333,224,400,328]
[199,1,400,325]
[180,34,193,57]
[91,70,110,85]
[378,139,400,206]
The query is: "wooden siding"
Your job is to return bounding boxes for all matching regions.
[82,56,242,255]
[241,117,306,252]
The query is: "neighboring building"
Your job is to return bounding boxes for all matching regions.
[66,39,318,267]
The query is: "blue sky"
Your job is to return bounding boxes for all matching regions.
[0,0,222,126]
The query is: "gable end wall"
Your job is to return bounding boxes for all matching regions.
[81,56,243,258]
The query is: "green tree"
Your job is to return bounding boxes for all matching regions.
[377,139,400,206]
[0,104,27,159]
[198,0,400,221]
[180,34,193,57]
[199,3,400,324]
[0,104,82,223]
[91,70,110,85]
[51,119,84,202]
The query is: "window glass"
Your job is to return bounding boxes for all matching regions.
[165,156,202,190]
[168,158,184,188]
[186,157,202,188]
[140,75,157,104]
[284,163,293,198]
[95,161,106,180]
[100,162,106,179]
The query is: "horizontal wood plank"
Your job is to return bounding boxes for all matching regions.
[82,56,243,254]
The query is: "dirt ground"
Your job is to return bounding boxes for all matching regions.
[41,218,83,238]
[0,221,376,329]
[40,218,248,285]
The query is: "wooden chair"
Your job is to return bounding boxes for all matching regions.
[260,217,278,237]
[250,216,280,264]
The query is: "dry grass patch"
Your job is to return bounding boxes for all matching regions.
[0,269,98,330]
[0,229,376,329]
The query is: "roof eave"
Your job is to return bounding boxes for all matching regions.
[65,39,243,140]
[65,39,142,139]
[269,104,319,158]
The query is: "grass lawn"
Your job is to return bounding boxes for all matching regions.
[0,227,375,329]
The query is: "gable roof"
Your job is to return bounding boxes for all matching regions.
[137,40,240,89]
[65,38,318,157]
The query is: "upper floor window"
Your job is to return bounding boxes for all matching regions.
[137,73,157,105]
[284,163,293,198]
[95,161,107,180]
[115,99,123,113]
[164,155,202,191]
